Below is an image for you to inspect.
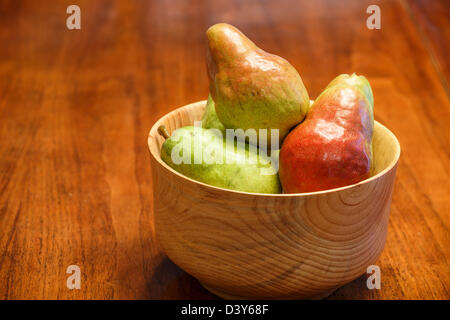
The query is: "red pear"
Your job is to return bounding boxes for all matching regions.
[279,74,374,193]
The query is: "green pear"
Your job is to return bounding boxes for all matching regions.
[206,23,310,147]
[201,94,226,133]
[159,125,281,194]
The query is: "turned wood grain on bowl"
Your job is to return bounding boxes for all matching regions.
[148,101,400,299]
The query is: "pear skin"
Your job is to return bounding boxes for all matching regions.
[206,23,310,147]
[279,74,374,193]
[201,94,226,134]
[160,126,281,194]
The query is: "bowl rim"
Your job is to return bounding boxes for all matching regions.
[148,100,401,197]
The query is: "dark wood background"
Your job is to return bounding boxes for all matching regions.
[0,0,448,299]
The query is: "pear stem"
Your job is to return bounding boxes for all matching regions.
[158,125,170,140]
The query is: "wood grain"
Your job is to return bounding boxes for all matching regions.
[149,101,399,299]
[406,0,450,90]
[0,0,448,299]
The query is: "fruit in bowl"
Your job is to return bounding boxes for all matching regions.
[148,23,400,299]
[157,23,377,195]
[148,101,400,299]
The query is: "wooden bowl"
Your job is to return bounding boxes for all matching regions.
[148,100,400,299]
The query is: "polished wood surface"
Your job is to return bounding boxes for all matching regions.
[0,0,448,299]
[149,101,399,299]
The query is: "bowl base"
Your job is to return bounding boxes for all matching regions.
[200,282,337,300]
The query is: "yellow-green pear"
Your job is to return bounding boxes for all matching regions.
[201,94,225,134]
[206,23,310,147]
[159,125,281,194]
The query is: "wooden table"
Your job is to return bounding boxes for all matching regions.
[0,0,448,300]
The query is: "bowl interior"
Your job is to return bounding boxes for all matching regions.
[148,100,400,193]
